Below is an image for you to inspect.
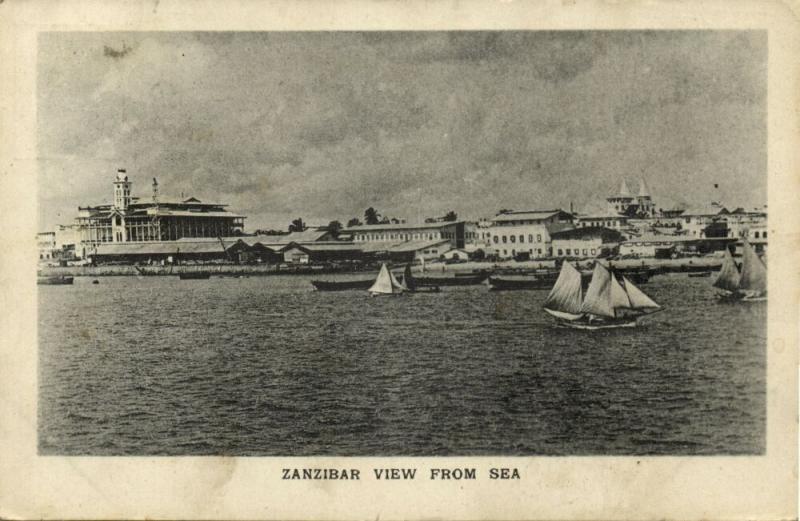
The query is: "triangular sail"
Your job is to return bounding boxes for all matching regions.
[738,240,767,294]
[543,262,583,315]
[609,272,632,315]
[713,248,741,292]
[389,267,408,291]
[368,264,397,294]
[579,263,616,318]
[622,276,660,310]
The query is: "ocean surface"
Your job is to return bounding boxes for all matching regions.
[38,273,766,455]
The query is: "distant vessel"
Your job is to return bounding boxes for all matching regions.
[37,275,74,285]
[713,241,766,301]
[368,263,407,296]
[543,261,661,329]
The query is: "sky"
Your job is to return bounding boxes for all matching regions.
[38,31,766,231]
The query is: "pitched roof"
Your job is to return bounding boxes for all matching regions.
[550,227,623,243]
[360,239,450,253]
[682,204,729,216]
[491,210,573,223]
[93,240,238,256]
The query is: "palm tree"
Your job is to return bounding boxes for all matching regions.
[364,207,379,225]
[289,218,306,233]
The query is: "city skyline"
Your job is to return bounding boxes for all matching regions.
[38,31,767,231]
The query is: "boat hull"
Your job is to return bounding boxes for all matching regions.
[488,276,553,291]
[311,279,374,291]
[179,272,211,280]
[411,274,488,286]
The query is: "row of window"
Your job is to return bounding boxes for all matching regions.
[492,234,543,244]
[357,232,442,242]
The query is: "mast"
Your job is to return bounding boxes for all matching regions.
[713,248,741,292]
[403,264,417,291]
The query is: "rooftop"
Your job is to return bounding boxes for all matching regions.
[550,227,623,242]
[345,221,463,232]
[491,210,573,223]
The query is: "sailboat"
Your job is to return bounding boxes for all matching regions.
[713,241,766,301]
[368,263,407,296]
[543,261,661,329]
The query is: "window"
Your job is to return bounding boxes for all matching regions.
[537,249,542,255]
[536,234,542,242]
[493,236,498,244]
[764,231,768,238]
[754,231,759,238]
[503,250,507,256]
[557,249,563,256]
[519,235,524,243]
[510,235,516,243]
[566,248,571,255]
[502,236,507,243]
[582,249,587,256]
[528,234,533,242]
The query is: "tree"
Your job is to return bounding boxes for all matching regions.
[289,218,306,233]
[443,210,458,222]
[364,207,379,225]
[326,220,342,233]
[347,217,361,228]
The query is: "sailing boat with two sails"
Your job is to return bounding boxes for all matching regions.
[713,240,767,301]
[368,263,408,296]
[543,261,661,329]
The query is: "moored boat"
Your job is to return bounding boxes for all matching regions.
[179,271,211,280]
[487,275,554,291]
[543,261,661,329]
[403,264,440,293]
[411,272,488,286]
[37,275,74,285]
[311,279,375,291]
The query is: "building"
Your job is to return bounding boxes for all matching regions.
[619,235,735,258]
[606,179,656,218]
[550,227,622,258]
[37,232,57,262]
[278,242,365,264]
[575,213,629,230]
[463,220,492,252]
[346,221,465,249]
[75,169,245,257]
[486,209,574,259]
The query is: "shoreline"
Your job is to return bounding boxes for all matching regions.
[38,256,723,278]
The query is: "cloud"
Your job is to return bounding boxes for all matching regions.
[38,31,766,231]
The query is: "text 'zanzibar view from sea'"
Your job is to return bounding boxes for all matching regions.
[37,31,766,456]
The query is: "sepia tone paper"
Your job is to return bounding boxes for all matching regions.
[1,0,798,519]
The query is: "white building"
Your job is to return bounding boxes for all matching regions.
[345,221,465,249]
[486,209,574,259]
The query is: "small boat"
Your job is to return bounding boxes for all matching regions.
[688,271,712,278]
[713,241,766,301]
[403,264,440,293]
[179,271,211,280]
[311,279,375,291]
[368,263,407,296]
[37,275,74,285]
[543,261,661,329]
[92,279,100,284]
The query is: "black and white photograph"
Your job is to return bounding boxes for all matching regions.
[2,1,797,519]
[37,30,768,456]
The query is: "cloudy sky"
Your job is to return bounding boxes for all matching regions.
[38,31,766,231]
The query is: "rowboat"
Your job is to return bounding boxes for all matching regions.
[37,276,74,285]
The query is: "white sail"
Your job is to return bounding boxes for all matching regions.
[543,261,583,316]
[369,263,400,294]
[738,240,767,295]
[579,263,615,318]
[622,276,660,311]
[713,248,741,292]
[609,272,632,315]
[390,267,408,291]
